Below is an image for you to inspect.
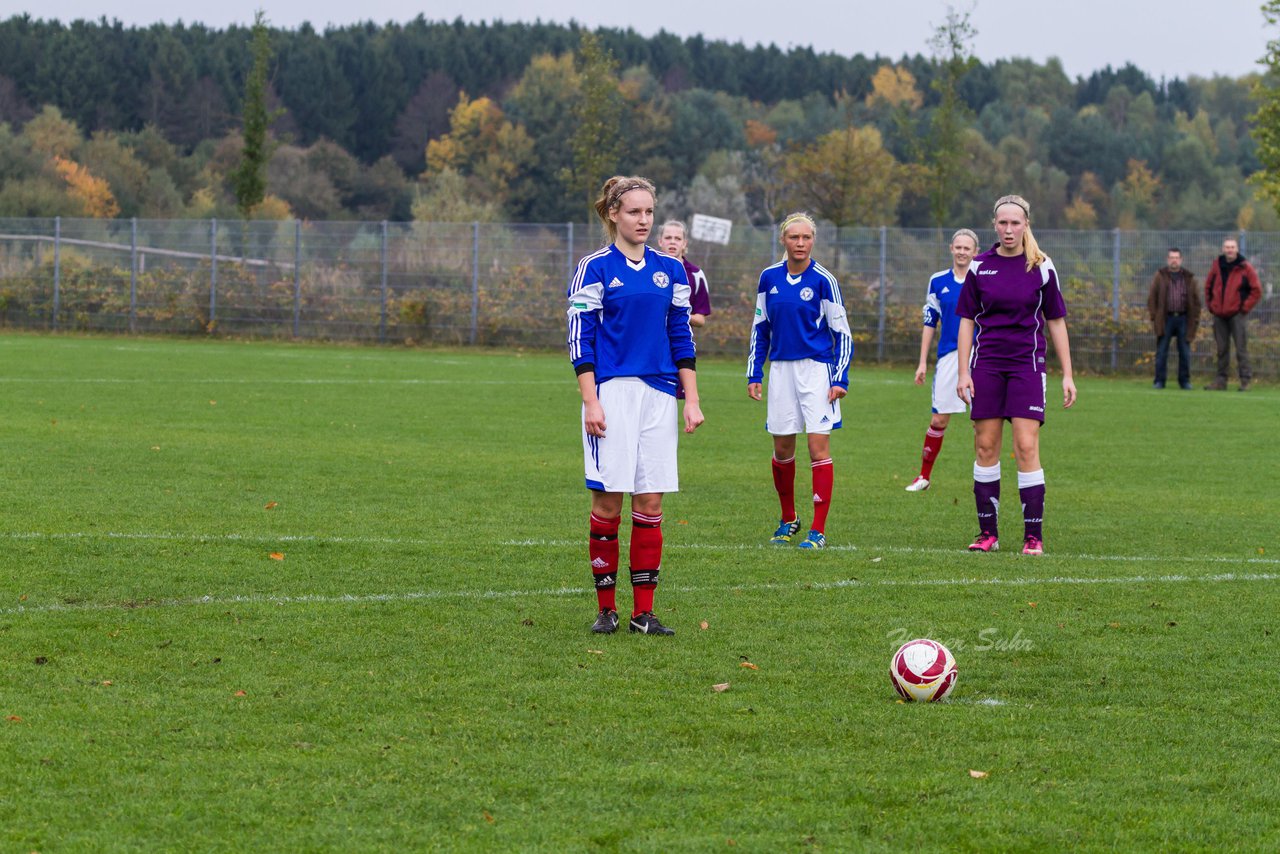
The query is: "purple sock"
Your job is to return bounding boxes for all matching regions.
[1018,470,1046,541]
[973,463,1001,537]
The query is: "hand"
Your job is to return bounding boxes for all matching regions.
[957,374,974,406]
[1062,377,1077,409]
[828,386,847,403]
[914,364,926,385]
[747,382,763,401]
[683,400,704,433]
[583,400,606,437]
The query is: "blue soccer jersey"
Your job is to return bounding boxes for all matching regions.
[567,244,696,396]
[922,267,967,359]
[746,260,852,387]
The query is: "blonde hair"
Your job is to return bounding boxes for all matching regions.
[659,219,687,238]
[992,194,1046,272]
[778,211,817,242]
[951,228,979,250]
[593,176,657,243]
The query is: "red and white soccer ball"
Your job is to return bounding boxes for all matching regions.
[890,638,958,702]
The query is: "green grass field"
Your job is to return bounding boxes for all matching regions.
[1,333,1276,851]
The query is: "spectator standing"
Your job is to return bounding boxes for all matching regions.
[1203,236,1261,391]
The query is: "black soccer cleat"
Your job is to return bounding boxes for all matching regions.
[628,611,674,636]
[591,608,619,634]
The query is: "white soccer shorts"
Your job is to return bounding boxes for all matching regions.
[765,359,842,436]
[583,377,679,494]
[931,350,967,414]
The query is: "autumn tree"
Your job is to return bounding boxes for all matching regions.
[53,156,120,217]
[788,126,904,226]
[424,92,534,212]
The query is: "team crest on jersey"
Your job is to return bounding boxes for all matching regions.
[799,287,815,301]
[652,271,670,289]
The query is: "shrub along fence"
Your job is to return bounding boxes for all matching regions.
[0,217,1275,379]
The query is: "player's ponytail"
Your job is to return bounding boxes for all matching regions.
[594,176,657,244]
[992,194,1046,273]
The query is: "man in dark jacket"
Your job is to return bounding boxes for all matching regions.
[1203,236,1262,391]
[1147,247,1201,389]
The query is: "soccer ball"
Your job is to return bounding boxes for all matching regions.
[890,638,957,702]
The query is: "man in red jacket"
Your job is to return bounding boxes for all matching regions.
[1203,236,1262,391]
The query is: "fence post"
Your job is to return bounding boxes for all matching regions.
[209,218,217,330]
[470,221,480,345]
[379,220,389,344]
[1111,227,1120,372]
[878,225,887,362]
[566,222,574,284]
[52,216,61,329]
[129,217,138,334]
[1240,229,1248,257]
[292,219,301,338]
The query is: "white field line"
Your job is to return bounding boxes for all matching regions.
[1,531,1277,617]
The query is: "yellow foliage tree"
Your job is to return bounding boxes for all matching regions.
[424,92,534,210]
[865,65,923,110]
[787,126,905,227]
[53,156,120,218]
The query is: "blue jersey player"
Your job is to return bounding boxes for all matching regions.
[746,212,852,550]
[906,228,978,492]
[567,176,704,636]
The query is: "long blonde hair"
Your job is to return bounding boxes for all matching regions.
[992,194,1046,272]
[593,176,657,243]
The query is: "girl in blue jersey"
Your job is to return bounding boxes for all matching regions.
[906,228,978,492]
[567,176,704,636]
[956,195,1076,555]
[746,212,853,550]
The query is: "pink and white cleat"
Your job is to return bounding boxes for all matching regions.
[1022,536,1044,555]
[968,532,999,552]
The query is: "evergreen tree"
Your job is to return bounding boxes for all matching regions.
[563,32,624,209]
[925,6,978,227]
[231,11,274,217]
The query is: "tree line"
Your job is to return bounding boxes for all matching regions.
[0,13,1272,230]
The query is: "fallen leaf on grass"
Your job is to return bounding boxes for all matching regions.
[871,557,882,563]
[739,662,759,670]
[712,682,730,692]
[1027,602,1037,608]
[101,681,112,686]
[969,769,989,779]
[264,501,278,510]
[233,690,247,697]
[6,715,22,722]
[699,620,709,630]
[150,446,161,451]
[209,400,217,406]
[269,552,285,561]
[483,810,495,824]
[586,649,604,655]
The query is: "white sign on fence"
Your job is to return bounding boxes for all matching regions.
[690,213,732,245]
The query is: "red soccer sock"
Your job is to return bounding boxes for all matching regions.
[772,455,797,522]
[920,427,946,479]
[589,512,620,612]
[629,512,662,617]
[811,458,834,533]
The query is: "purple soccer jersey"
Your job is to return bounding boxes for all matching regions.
[956,247,1066,373]
[682,258,712,317]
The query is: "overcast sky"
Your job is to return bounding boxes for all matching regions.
[4,0,1272,82]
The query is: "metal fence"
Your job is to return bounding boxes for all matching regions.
[0,217,1276,378]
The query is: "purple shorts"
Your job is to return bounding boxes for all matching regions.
[969,367,1047,423]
